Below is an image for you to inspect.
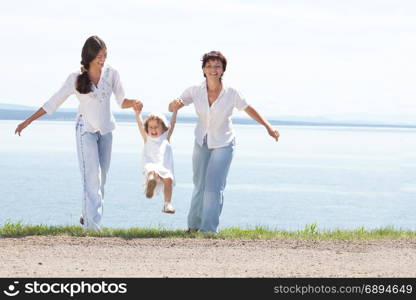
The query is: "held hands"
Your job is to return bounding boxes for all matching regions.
[15,120,30,136]
[267,127,280,142]
[123,99,143,112]
[168,99,183,112]
[132,100,143,112]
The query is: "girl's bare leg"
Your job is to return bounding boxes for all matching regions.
[163,178,172,203]
[162,178,175,213]
[146,171,158,198]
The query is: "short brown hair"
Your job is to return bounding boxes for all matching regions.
[144,114,169,134]
[201,51,227,78]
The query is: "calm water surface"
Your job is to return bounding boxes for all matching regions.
[0,120,414,230]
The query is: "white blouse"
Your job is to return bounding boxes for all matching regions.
[42,65,125,135]
[180,81,249,149]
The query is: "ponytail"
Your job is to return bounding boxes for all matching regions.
[76,64,92,94]
[76,36,106,94]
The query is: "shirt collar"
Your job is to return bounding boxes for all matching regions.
[200,80,228,92]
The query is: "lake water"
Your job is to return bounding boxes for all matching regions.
[0,120,414,231]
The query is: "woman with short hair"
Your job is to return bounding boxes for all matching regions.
[169,51,279,233]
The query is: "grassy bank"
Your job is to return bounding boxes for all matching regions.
[1,222,415,240]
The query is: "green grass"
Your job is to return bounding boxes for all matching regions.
[1,222,415,240]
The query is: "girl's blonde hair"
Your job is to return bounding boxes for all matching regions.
[144,113,169,134]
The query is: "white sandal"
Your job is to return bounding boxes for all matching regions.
[162,202,175,214]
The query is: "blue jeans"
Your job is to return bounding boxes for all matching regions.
[75,116,112,230]
[187,137,234,232]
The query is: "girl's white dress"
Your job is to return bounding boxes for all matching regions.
[142,131,175,195]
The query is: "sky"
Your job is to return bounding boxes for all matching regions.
[1,0,415,120]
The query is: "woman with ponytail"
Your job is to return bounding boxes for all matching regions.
[15,36,142,230]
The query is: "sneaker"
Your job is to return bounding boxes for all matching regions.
[145,178,157,198]
[162,202,175,214]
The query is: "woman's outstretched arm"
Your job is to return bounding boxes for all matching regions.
[244,105,279,141]
[122,99,143,111]
[15,107,47,136]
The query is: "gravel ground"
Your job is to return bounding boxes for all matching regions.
[1,236,415,277]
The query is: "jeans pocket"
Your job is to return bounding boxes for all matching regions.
[231,138,236,148]
[76,116,87,136]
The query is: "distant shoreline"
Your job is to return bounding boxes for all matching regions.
[1,109,414,129]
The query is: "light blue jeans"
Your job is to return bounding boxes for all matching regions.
[75,116,112,230]
[187,137,235,233]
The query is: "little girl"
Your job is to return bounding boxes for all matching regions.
[134,106,177,214]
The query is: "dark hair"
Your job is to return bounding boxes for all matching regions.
[76,36,107,94]
[201,51,227,79]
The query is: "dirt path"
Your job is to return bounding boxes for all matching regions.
[1,237,415,277]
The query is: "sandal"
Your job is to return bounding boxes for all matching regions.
[162,202,175,214]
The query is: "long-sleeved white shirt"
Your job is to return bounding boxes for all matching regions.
[42,65,125,135]
[180,81,249,149]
